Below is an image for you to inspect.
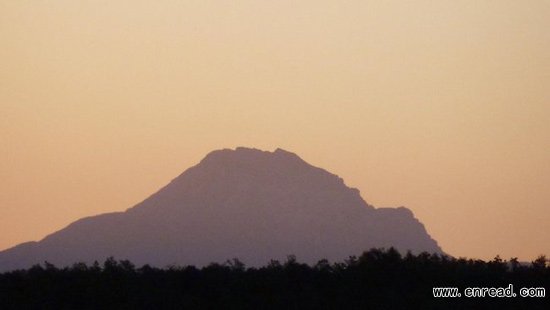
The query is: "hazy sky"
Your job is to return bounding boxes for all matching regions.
[1,0,549,261]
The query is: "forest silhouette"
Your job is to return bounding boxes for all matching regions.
[1,248,547,309]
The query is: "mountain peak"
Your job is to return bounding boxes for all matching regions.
[196,147,310,177]
[202,147,301,161]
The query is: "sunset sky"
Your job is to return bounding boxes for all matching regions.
[1,0,549,261]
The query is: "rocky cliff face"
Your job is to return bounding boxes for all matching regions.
[0,147,441,271]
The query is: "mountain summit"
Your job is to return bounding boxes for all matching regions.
[0,147,441,271]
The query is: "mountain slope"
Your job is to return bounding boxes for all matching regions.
[0,147,442,271]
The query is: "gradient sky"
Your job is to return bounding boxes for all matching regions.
[1,0,549,261]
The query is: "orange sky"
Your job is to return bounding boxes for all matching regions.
[1,0,549,261]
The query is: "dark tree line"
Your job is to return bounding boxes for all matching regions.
[0,248,548,309]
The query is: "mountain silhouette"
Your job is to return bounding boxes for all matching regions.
[0,147,441,271]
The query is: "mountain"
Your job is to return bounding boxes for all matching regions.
[0,147,442,271]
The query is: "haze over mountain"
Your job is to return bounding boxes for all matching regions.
[0,147,441,271]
